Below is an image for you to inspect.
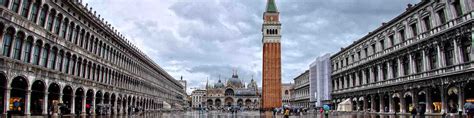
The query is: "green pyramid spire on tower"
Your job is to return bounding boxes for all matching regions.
[266,0,278,13]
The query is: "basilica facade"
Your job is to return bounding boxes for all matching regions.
[204,73,260,110]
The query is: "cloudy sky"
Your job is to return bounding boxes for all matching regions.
[82,0,420,93]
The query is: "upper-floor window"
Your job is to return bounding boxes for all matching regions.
[410,23,418,37]
[23,38,33,63]
[32,41,42,65]
[11,0,20,13]
[423,17,431,31]
[391,59,398,78]
[13,32,24,60]
[345,57,349,66]
[388,35,394,47]
[429,48,438,69]
[364,69,370,84]
[437,9,447,24]
[357,51,361,60]
[351,54,355,62]
[364,48,368,58]
[399,29,406,43]
[379,39,385,50]
[452,0,463,17]
[29,1,39,22]
[371,44,376,55]
[402,55,410,75]
[381,63,387,81]
[39,5,48,27]
[20,0,30,17]
[414,52,423,73]
[373,66,378,82]
[444,41,455,66]
[0,0,10,7]
[2,28,14,57]
[460,37,471,63]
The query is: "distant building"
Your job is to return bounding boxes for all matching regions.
[204,72,260,110]
[281,83,294,106]
[291,70,310,108]
[191,89,206,109]
[309,54,332,108]
[178,76,187,93]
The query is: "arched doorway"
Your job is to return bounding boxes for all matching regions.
[357,97,363,111]
[116,96,122,114]
[374,95,380,112]
[366,95,372,111]
[464,82,474,106]
[215,99,221,109]
[418,91,427,114]
[103,92,109,115]
[237,99,243,107]
[30,80,45,115]
[0,73,6,114]
[62,86,73,114]
[95,91,102,114]
[123,96,128,114]
[245,99,252,109]
[111,94,116,115]
[431,88,442,113]
[224,97,233,107]
[447,87,459,113]
[383,94,390,112]
[10,76,28,115]
[86,89,93,115]
[207,99,213,109]
[393,94,401,113]
[352,99,357,111]
[404,93,413,113]
[74,88,84,115]
[47,83,60,114]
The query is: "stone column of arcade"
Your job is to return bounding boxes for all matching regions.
[389,94,395,113]
[91,95,96,115]
[4,89,10,116]
[371,95,376,112]
[400,94,406,113]
[43,92,48,115]
[379,94,384,113]
[426,89,433,113]
[363,96,368,112]
[81,95,86,115]
[458,85,465,113]
[25,90,31,115]
[71,95,75,114]
[441,86,447,114]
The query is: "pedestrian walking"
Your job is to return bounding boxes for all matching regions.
[411,107,417,118]
[284,108,290,118]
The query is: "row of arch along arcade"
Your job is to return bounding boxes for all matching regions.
[333,81,474,114]
[0,74,164,116]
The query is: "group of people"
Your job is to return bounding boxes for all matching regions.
[272,107,310,118]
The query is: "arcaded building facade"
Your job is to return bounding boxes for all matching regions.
[0,0,185,116]
[331,0,474,114]
[291,70,310,108]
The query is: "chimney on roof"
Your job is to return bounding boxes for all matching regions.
[382,22,387,26]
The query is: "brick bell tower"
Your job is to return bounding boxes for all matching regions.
[261,0,282,110]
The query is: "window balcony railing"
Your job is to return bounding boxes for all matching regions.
[333,11,473,75]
